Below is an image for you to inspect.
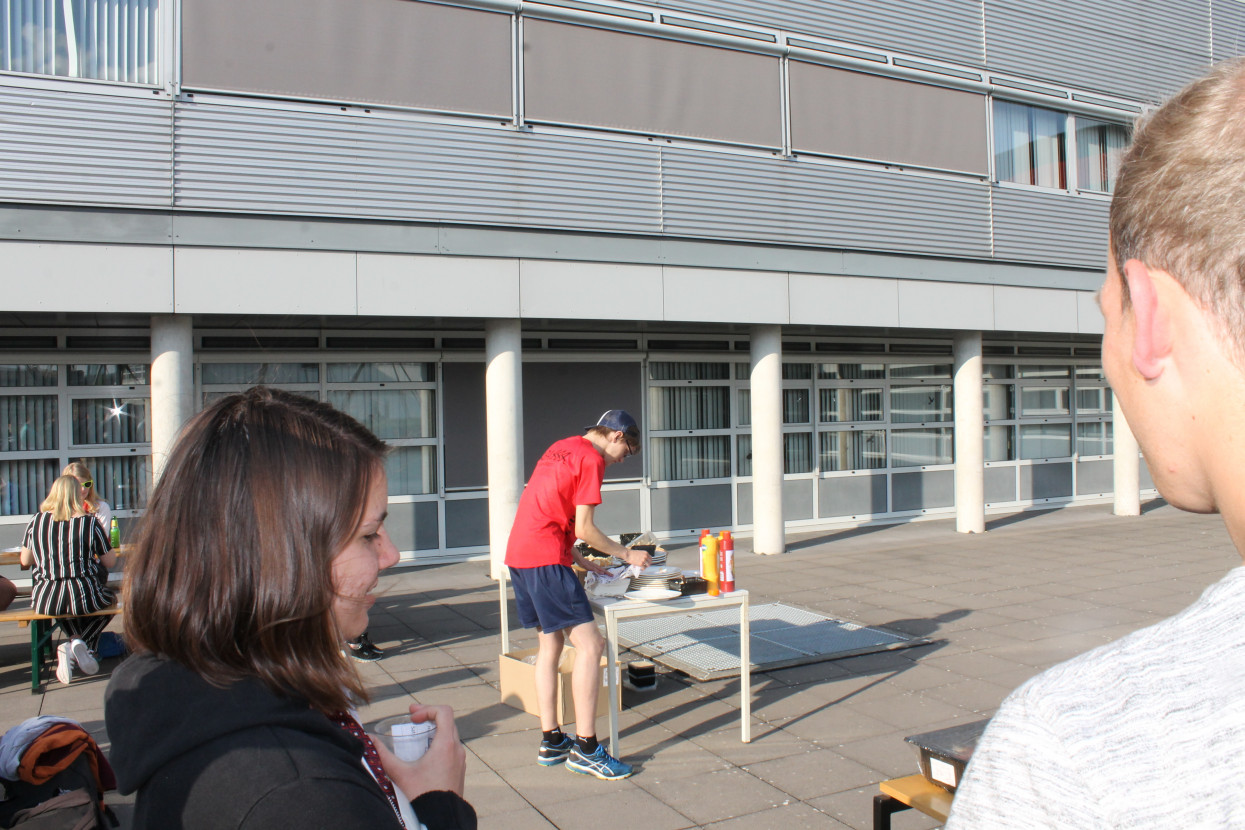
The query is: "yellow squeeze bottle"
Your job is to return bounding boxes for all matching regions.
[702,534,720,596]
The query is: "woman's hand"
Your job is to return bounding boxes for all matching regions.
[376,704,467,799]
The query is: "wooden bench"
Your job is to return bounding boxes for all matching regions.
[874,774,953,829]
[0,604,123,693]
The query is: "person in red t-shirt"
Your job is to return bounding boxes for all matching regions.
[505,410,652,780]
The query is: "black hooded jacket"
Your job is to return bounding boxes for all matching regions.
[104,654,475,830]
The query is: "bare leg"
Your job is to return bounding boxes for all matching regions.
[535,628,566,732]
[567,620,605,737]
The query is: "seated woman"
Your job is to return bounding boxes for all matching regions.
[20,474,117,684]
[105,387,475,830]
[64,461,112,532]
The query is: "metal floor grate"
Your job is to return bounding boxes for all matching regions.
[615,602,921,681]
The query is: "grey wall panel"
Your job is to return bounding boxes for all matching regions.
[443,362,486,490]
[984,1,1207,101]
[992,187,1109,269]
[817,473,887,518]
[650,0,984,66]
[0,86,171,207]
[651,484,732,532]
[737,479,814,524]
[661,149,992,257]
[183,0,511,117]
[985,466,1017,504]
[445,497,489,548]
[1141,456,1155,490]
[1212,1,1245,62]
[892,470,955,511]
[174,100,662,233]
[595,488,642,536]
[789,62,988,175]
[387,500,440,552]
[1076,459,1113,496]
[523,361,643,480]
[1019,462,1073,500]
[525,19,781,147]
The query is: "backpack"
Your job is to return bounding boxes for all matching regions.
[0,753,117,830]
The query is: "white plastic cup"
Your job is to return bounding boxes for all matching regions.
[375,715,436,762]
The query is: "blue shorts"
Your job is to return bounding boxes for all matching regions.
[509,564,594,634]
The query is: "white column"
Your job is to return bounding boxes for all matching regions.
[150,314,194,483]
[486,319,524,581]
[953,331,985,533]
[750,325,785,555]
[1112,395,1141,516]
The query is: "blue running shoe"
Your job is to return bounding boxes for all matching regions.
[565,744,633,780]
[538,735,575,766]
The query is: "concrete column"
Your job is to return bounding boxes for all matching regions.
[953,331,985,533]
[150,314,194,483]
[486,319,524,581]
[1112,394,1141,516]
[750,325,785,555]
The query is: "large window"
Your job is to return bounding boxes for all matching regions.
[0,362,152,517]
[200,360,440,496]
[1,0,160,84]
[994,101,1128,193]
[648,362,731,481]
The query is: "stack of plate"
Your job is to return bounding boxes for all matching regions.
[629,565,682,593]
[630,545,666,567]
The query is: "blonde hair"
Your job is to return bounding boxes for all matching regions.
[40,475,88,522]
[63,461,100,505]
[1110,58,1245,354]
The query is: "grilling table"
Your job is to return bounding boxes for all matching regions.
[590,589,751,755]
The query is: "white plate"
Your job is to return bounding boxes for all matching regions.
[639,566,681,578]
[624,588,682,602]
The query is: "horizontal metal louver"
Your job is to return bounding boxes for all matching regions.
[1212,0,1245,62]
[0,85,171,206]
[984,0,1208,102]
[173,100,662,233]
[659,148,992,259]
[991,186,1108,269]
[648,0,984,67]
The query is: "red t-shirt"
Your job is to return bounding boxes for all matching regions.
[505,435,606,568]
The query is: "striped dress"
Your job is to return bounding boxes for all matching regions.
[24,512,114,616]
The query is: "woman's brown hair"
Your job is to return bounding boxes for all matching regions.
[123,386,388,713]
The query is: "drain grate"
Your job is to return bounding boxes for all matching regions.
[615,602,921,680]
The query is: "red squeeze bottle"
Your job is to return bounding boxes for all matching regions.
[719,530,735,592]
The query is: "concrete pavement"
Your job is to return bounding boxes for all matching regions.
[0,500,1235,828]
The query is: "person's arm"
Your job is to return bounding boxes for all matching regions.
[92,520,117,570]
[18,546,33,568]
[574,504,650,568]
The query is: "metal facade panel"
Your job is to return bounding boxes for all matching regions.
[173,100,662,233]
[992,187,1109,269]
[0,85,171,207]
[984,0,1208,101]
[1212,1,1245,61]
[661,149,992,258]
[650,0,984,66]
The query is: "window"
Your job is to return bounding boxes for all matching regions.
[994,101,1066,189]
[648,362,732,481]
[1075,117,1129,193]
[1,0,161,84]
[0,363,153,517]
[994,101,1128,193]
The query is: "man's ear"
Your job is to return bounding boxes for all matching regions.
[1121,259,1170,380]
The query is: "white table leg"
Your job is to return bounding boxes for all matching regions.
[605,606,621,754]
[740,592,751,743]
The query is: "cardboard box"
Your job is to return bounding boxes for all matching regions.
[499,646,619,725]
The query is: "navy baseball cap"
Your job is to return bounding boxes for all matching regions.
[589,409,639,438]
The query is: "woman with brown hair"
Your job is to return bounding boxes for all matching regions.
[20,473,117,684]
[104,387,474,830]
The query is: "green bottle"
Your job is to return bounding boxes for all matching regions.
[110,517,120,548]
